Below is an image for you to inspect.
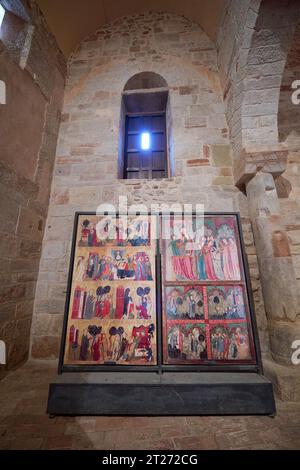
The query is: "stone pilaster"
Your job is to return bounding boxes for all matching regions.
[246,171,300,365]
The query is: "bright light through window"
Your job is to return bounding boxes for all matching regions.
[0,5,5,29]
[141,132,150,150]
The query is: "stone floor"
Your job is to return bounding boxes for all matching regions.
[0,361,299,450]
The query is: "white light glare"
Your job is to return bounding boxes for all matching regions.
[0,5,5,29]
[141,132,150,150]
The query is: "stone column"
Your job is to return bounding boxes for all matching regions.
[246,171,300,365]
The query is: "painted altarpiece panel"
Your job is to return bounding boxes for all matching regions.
[60,213,260,371]
[62,214,157,367]
[161,214,257,366]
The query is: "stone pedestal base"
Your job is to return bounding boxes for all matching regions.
[47,372,276,416]
[264,358,300,402]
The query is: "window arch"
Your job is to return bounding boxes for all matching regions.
[119,72,172,180]
[124,72,168,91]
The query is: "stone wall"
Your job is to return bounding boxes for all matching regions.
[217,2,300,398]
[217,0,258,159]
[31,11,269,360]
[278,18,300,288]
[217,0,300,160]
[0,0,66,379]
[217,0,300,328]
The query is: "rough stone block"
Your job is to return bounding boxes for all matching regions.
[268,320,300,366]
[212,176,234,186]
[0,50,47,181]
[31,336,61,359]
[32,313,63,337]
[247,45,285,66]
[45,216,74,242]
[252,215,290,259]
[42,241,67,260]
[264,357,300,401]
[25,32,55,100]
[51,189,70,205]
[0,193,20,233]
[68,186,101,204]
[218,168,232,177]
[260,257,300,322]
[179,86,198,95]
[10,258,40,274]
[15,300,34,320]
[16,207,44,242]
[186,159,210,166]
[18,239,42,258]
[0,283,26,304]
[211,145,232,167]
[0,302,16,323]
[184,117,207,128]
[0,232,18,258]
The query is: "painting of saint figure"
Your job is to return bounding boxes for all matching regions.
[210,323,251,361]
[166,286,204,320]
[164,216,241,282]
[207,286,246,320]
[167,324,207,362]
[66,322,156,365]
[77,215,151,247]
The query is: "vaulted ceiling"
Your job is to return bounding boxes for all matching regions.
[37,0,224,57]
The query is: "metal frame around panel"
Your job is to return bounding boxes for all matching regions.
[58,212,161,374]
[159,212,263,374]
[58,211,263,375]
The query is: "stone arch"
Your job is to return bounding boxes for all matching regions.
[278,18,300,150]
[62,11,225,183]
[217,0,262,162]
[221,0,300,187]
[241,0,300,154]
[124,72,168,91]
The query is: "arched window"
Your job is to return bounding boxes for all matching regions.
[119,72,172,180]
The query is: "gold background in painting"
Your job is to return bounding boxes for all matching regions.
[63,215,157,366]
